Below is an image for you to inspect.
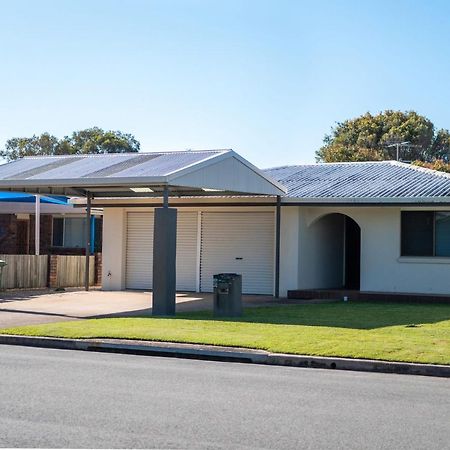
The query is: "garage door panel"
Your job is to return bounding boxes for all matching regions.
[175,212,198,291]
[125,212,198,291]
[125,212,154,290]
[200,212,274,294]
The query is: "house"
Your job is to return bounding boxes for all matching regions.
[0,192,102,255]
[0,151,450,299]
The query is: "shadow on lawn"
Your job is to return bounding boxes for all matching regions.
[95,301,450,330]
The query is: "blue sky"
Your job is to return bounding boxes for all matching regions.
[1,0,450,167]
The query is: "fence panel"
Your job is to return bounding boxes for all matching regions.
[54,255,95,288]
[0,254,48,289]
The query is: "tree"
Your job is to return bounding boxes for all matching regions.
[2,133,61,161]
[412,159,450,173]
[61,127,140,155]
[316,110,443,163]
[0,127,140,161]
[428,129,450,161]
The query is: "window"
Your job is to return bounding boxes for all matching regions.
[401,211,450,257]
[52,217,87,248]
[52,217,64,247]
[435,213,450,256]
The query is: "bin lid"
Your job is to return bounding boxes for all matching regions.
[213,273,240,280]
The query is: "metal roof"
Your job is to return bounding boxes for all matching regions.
[0,150,286,197]
[264,161,450,203]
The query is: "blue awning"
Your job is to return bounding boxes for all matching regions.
[0,192,69,205]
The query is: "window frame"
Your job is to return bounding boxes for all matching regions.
[52,216,87,249]
[401,210,450,258]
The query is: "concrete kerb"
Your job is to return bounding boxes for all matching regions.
[0,334,449,378]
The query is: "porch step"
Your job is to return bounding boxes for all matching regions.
[287,289,450,304]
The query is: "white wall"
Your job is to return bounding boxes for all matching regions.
[101,208,126,290]
[279,207,300,296]
[298,213,345,290]
[102,203,450,296]
[294,206,450,295]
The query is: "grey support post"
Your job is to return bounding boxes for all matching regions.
[84,192,92,291]
[152,186,177,316]
[275,195,281,298]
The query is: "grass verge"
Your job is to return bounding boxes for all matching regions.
[1,302,449,365]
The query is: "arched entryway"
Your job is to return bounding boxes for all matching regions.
[306,213,361,290]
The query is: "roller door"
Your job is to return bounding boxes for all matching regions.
[200,212,274,294]
[125,212,198,291]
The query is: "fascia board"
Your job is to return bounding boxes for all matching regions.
[281,196,450,204]
[0,176,168,188]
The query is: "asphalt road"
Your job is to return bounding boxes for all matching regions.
[0,345,449,449]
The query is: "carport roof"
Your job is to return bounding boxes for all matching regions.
[0,150,286,197]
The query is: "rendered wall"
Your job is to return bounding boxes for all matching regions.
[101,208,126,290]
[298,212,345,290]
[278,207,300,297]
[295,206,450,295]
[102,203,450,296]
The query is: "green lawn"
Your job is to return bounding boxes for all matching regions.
[2,302,450,365]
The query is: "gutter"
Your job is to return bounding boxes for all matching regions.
[0,335,448,378]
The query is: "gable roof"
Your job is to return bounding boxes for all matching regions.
[265,161,450,203]
[0,150,286,197]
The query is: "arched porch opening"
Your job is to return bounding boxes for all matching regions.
[306,213,361,290]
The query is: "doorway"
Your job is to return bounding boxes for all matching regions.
[344,216,361,289]
[305,213,361,290]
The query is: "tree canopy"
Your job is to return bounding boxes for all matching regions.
[316,111,450,170]
[1,127,140,161]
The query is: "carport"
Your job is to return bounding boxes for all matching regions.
[0,150,285,315]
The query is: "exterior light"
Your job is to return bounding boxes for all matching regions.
[130,187,154,193]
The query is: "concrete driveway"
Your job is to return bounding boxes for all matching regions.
[0,289,279,328]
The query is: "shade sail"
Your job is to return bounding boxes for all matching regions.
[0,192,69,205]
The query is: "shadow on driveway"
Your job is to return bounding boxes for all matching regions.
[0,289,284,328]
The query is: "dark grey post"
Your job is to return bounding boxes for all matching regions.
[85,192,92,291]
[152,186,177,316]
[275,195,281,298]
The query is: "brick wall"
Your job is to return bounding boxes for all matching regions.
[48,254,58,288]
[29,215,53,254]
[0,214,18,254]
[0,214,54,255]
[95,252,102,286]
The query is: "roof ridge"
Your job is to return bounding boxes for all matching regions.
[264,160,398,171]
[21,149,232,159]
[396,160,450,180]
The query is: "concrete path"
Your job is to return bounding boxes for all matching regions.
[1,345,449,449]
[0,288,281,328]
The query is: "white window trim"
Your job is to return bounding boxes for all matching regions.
[398,256,450,265]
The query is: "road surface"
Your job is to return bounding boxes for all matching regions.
[0,345,449,449]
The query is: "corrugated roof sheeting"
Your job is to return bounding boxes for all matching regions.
[0,150,227,181]
[264,161,450,199]
[0,157,63,179]
[108,152,218,178]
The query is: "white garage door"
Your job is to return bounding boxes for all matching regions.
[200,212,275,294]
[125,212,198,291]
